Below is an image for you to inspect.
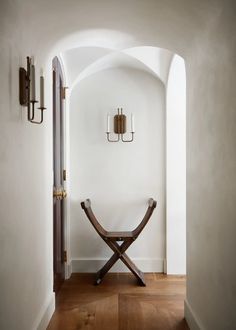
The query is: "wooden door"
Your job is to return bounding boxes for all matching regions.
[52,57,66,293]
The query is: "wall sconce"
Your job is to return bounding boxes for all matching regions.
[19,56,46,124]
[106,108,135,142]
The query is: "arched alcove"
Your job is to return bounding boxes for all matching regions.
[50,42,186,276]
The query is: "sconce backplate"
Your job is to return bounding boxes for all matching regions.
[114,114,127,134]
[19,67,28,106]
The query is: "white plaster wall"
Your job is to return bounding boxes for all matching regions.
[185,5,236,328]
[0,6,55,330]
[69,67,165,272]
[0,1,236,329]
[166,55,186,274]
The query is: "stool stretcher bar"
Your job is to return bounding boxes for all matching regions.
[81,198,157,286]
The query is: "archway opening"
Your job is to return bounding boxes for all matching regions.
[47,30,186,278]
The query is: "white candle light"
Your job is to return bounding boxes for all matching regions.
[40,76,44,108]
[131,114,135,132]
[107,114,110,133]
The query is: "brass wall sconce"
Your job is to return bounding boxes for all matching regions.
[106,108,135,142]
[19,56,46,124]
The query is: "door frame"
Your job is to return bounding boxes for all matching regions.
[58,54,71,280]
[52,55,70,292]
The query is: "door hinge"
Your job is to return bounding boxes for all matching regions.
[61,86,68,100]
[63,250,67,263]
[63,169,66,181]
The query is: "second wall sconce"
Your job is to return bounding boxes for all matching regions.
[106,108,135,142]
[19,56,46,124]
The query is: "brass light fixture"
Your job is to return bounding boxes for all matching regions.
[19,56,46,124]
[106,108,135,142]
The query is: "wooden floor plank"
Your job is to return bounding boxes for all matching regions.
[47,273,189,330]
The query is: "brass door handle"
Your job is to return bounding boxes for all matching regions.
[53,188,67,200]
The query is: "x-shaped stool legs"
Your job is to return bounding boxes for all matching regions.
[81,198,157,286]
[96,238,145,286]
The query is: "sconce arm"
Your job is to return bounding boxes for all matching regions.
[30,107,45,124]
[106,132,120,142]
[121,132,134,142]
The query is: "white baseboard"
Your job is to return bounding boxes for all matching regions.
[33,292,55,330]
[163,258,167,274]
[71,258,164,273]
[184,299,204,330]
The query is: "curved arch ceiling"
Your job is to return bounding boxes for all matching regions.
[61,46,174,90]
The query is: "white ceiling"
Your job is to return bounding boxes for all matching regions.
[61,46,173,90]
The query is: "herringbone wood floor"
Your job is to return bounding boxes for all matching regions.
[47,273,189,330]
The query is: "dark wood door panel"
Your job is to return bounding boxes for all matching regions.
[52,56,65,293]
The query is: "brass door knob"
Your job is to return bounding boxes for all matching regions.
[53,188,67,200]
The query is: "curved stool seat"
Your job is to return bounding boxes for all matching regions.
[81,198,157,286]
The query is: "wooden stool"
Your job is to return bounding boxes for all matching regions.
[81,198,157,286]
